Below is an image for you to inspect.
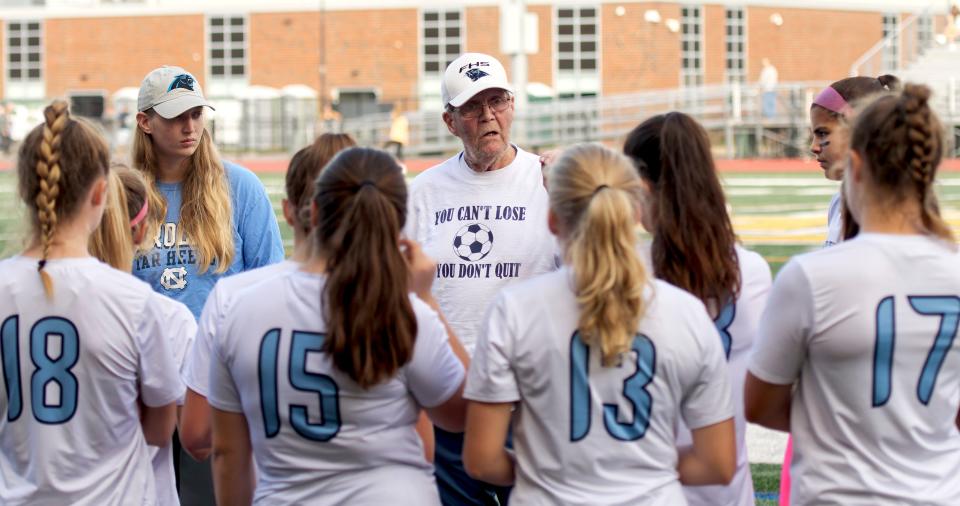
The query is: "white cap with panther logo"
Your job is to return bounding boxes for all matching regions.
[441,53,513,108]
[137,65,214,119]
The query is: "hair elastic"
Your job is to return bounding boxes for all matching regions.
[813,86,852,116]
[130,200,149,228]
[358,180,377,190]
[593,184,610,195]
[37,259,46,271]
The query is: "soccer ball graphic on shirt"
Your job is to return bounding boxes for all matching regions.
[453,223,494,262]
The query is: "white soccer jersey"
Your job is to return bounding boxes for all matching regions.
[207,269,465,505]
[0,256,184,506]
[150,295,196,506]
[825,191,842,247]
[750,233,960,505]
[405,146,559,355]
[182,260,298,398]
[465,267,734,506]
[678,245,772,506]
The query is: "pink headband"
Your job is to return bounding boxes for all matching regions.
[130,200,148,228]
[813,86,851,116]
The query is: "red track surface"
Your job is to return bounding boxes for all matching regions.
[2,157,958,174]
[238,157,960,175]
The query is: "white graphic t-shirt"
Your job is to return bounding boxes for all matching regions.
[405,146,558,354]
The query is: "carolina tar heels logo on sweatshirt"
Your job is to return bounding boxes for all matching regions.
[453,223,493,261]
[160,266,187,290]
[464,68,489,82]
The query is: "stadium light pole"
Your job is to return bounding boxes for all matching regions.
[502,0,536,145]
[318,0,328,123]
[513,0,528,112]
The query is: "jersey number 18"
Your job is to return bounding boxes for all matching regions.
[1,315,79,424]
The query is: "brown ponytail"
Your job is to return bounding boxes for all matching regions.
[623,112,740,315]
[16,100,109,298]
[312,147,416,388]
[850,83,952,241]
[284,133,357,235]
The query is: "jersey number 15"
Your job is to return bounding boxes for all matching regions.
[258,329,342,441]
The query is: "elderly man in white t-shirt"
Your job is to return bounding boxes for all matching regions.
[405,52,557,506]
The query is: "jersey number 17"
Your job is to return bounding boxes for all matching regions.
[872,296,960,407]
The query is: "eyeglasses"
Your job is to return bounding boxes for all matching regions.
[454,95,512,119]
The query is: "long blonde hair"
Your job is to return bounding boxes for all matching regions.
[16,100,110,298]
[132,111,234,273]
[89,164,152,271]
[548,143,648,364]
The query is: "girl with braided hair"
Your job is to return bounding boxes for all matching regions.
[746,84,960,505]
[0,101,183,504]
[773,75,903,505]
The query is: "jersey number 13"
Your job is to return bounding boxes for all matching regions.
[569,332,657,442]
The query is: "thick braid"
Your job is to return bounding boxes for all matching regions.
[35,100,69,298]
[900,84,952,241]
[901,84,936,188]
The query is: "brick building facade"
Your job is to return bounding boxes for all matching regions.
[0,0,938,115]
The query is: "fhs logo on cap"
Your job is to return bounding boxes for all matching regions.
[464,68,489,82]
[167,74,196,92]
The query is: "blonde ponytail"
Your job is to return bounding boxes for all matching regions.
[89,170,134,271]
[549,143,648,364]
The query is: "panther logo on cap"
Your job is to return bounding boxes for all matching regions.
[167,74,196,92]
[464,68,489,82]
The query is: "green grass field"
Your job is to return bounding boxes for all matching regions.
[5,168,960,503]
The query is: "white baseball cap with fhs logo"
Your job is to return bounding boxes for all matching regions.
[441,53,513,108]
[137,66,214,119]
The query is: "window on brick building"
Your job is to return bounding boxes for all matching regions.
[421,9,463,76]
[917,14,932,55]
[208,15,247,80]
[555,5,599,97]
[680,5,704,88]
[882,14,899,72]
[725,7,746,84]
[6,20,42,82]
